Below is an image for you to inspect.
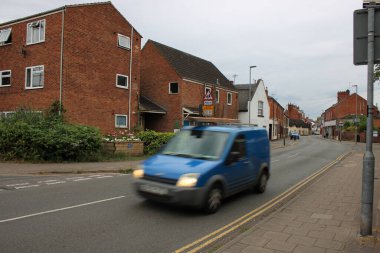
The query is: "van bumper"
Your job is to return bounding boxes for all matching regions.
[133,179,205,207]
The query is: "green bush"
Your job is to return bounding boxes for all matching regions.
[136,130,175,155]
[0,108,102,162]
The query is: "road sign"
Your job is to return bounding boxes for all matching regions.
[353,8,380,65]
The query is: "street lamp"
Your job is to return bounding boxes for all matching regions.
[352,84,358,144]
[248,66,257,126]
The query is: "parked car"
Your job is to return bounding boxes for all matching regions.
[290,132,300,140]
[132,125,270,214]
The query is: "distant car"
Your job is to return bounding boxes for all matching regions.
[132,125,270,214]
[290,132,300,140]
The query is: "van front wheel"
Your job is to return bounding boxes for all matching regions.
[203,186,222,214]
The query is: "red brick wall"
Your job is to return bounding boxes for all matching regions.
[287,104,303,120]
[0,13,62,112]
[63,4,141,134]
[0,3,141,134]
[140,41,182,132]
[141,41,238,132]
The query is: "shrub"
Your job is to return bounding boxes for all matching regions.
[0,107,102,162]
[136,130,175,155]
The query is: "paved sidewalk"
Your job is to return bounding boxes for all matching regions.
[216,145,380,253]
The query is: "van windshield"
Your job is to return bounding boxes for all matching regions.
[161,130,229,160]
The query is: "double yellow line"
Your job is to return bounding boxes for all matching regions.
[175,151,350,253]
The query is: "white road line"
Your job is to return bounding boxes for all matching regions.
[6,183,29,187]
[0,196,126,223]
[271,160,280,164]
[92,176,113,179]
[38,180,59,183]
[66,177,85,180]
[287,153,299,159]
[46,181,66,185]
[15,185,39,189]
[73,178,92,181]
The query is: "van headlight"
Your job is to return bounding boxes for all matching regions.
[176,173,200,187]
[133,165,144,179]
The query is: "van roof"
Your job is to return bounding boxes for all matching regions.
[182,125,266,133]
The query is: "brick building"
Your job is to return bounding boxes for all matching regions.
[284,103,310,136]
[140,40,238,132]
[323,90,379,140]
[267,95,288,140]
[0,2,142,134]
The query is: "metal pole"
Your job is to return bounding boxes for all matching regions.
[360,5,375,237]
[355,85,358,144]
[248,66,256,127]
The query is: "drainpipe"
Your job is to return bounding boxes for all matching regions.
[59,8,65,115]
[128,28,134,131]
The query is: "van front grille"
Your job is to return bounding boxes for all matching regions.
[143,175,177,185]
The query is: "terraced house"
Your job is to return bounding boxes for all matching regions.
[0,2,142,134]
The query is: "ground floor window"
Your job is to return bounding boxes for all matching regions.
[115,114,128,128]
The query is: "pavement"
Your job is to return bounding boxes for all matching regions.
[216,141,380,253]
[1,138,379,252]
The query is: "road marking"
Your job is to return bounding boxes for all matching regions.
[287,152,299,158]
[38,180,60,183]
[271,159,280,164]
[73,178,92,181]
[175,152,350,253]
[6,183,29,187]
[0,196,126,223]
[66,177,85,180]
[92,175,113,179]
[14,185,39,189]
[46,181,66,185]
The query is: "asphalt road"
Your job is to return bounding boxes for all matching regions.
[0,136,352,253]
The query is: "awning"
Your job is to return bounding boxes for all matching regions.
[183,107,200,115]
[189,117,240,124]
[139,96,166,114]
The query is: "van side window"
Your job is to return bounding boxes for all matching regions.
[231,135,246,159]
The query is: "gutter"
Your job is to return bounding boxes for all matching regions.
[128,27,134,130]
[59,8,66,114]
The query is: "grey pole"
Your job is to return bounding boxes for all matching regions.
[248,66,256,126]
[360,5,375,237]
[353,84,358,144]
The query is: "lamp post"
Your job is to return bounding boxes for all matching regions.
[352,84,358,144]
[248,66,257,126]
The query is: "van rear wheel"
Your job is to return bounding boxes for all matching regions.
[255,173,268,193]
[203,186,222,214]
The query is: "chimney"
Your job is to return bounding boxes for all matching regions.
[337,89,350,103]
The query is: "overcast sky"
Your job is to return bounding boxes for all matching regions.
[1,0,375,119]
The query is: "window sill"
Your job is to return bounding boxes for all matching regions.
[26,40,45,46]
[169,93,178,95]
[0,85,11,88]
[0,43,12,47]
[116,85,129,90]
[25,86,44,90]
[118,45,131,50]
[258,115,264,117]
[115,126,128,129]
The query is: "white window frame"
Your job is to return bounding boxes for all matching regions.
[258,101,264,116]
[215,89,220,103]
[0,70,11,87]
[227,92,232,105]
[117,34,131,50]
[115,114,128,128]
[205,86,211,95]
[0,28,12,46]
[169,82,179,94]
[25,65,44,89]
[116,74,129,89]
[26,19,45,45]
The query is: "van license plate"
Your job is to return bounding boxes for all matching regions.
[140,184,168,195]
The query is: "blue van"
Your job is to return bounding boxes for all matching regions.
[133,126,270,214]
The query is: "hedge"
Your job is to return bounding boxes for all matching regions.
[136,130,175,155]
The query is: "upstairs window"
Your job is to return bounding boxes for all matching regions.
[27,20,45,45]
[169,82,178,94]
[116,74,128,89]
[227,92,232,105]
[26,65,44,89]
[0,28,12,46]
[118,34,130,49]
[258,101,264,116]
[215,90,220,103]
[0,70,11,87]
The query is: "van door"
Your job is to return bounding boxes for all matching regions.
[223,134,253,194]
